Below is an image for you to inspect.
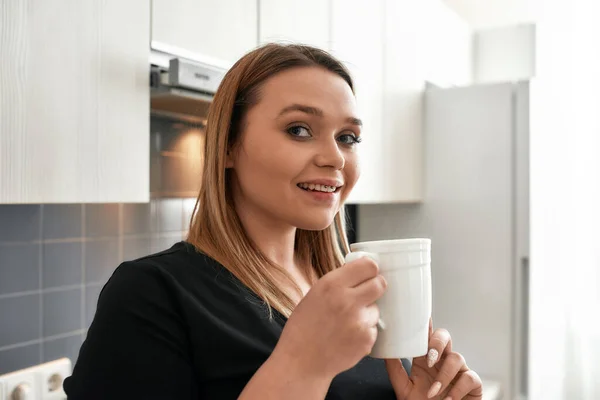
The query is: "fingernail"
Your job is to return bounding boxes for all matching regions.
[427,348,439,368]
[443,397,452,400]
[427,381,442,398]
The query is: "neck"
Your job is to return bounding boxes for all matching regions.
[230,181,316,301]
[232,196,299,273]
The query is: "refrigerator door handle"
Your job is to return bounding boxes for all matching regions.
[519,256,530,398]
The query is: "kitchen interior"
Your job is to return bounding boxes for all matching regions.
[1,1,599,400]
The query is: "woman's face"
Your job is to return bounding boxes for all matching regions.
[227,66,361,231]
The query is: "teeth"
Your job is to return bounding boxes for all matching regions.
[298,183,338,193]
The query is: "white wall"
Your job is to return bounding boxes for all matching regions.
[443,0,538,30]
[474,24,536,84]
[530,0,600,399]
[418,0,473,87]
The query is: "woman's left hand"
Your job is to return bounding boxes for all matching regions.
[385,320,483,400]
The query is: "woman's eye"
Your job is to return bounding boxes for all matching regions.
[287,125,311,138]
[338,133,362,145]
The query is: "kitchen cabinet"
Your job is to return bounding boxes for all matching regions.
[0,0,150,203]
[380,0,425,202]
[331,0,429,204]
[331,0,388,204]
[152,0,258,65]
[259,0,331,50]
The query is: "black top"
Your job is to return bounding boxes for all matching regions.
[65,241,406,399]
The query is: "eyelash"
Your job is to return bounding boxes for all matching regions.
[286,125,362,145]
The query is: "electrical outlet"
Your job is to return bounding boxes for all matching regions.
[0,358,72,400]
[0,368,37,400]
[38,359,71,400]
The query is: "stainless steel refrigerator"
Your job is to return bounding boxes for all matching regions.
[360,82,530,400]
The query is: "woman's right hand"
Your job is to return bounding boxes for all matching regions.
[273,256,387,380]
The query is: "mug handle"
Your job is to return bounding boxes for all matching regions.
[344,251,386,331]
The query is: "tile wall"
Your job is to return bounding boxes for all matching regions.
[0,199,196,374]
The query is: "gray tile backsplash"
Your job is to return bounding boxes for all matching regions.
[182,198,196,232]
[42,333,83,364]
[42,204,82,240]
[0,294,41,347]
[158,198,183,232]
[122,203,152,235]
[0,205,41,242]
[0,198,192,373]
[0,343,41,375]
[43,242,82,289]
[123,237,151,262]
[85,284,103,328]
[43,288,83,337]
[84,204,119,238]
[84,239,119,284]
[151,233,183,253]
[0,243,39,295]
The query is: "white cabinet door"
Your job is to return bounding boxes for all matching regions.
[331,0,385,204]
[259,0,330,50]
[381,0,425,202]
[331,0,426,204]
[0,0,149,203]
[152,0,258,65]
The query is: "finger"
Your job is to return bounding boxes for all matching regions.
[368,325,378,352]
[426,352,468,398]
[329,256,380,288]
[354,275,387,304]
[385,359,411,399]
[444,370,483,400]
[427,328,452,368]
[360,304,380,327]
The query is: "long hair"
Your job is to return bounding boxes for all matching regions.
[187,43,354,317]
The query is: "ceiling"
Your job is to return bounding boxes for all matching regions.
[442,0,539,30]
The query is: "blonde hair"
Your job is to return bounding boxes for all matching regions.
[187,43,354,317]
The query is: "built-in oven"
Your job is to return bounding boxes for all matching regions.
[149,47,226,198]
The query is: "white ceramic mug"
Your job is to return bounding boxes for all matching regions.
[345,238,432,359]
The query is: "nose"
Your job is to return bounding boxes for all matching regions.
[314,138,345,170]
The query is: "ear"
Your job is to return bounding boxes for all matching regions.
[225,148,235,168]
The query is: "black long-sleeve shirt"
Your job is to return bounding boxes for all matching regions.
[64,241,406,399]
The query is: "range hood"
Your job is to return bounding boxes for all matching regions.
[150,47,227,123]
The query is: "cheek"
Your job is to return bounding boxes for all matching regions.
[235,139,304,190]
[344,152,360,188]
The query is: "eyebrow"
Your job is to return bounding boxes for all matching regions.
[278,103,362,127]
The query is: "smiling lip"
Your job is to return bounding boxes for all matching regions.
[296,178,343,204]
[296,178,343,188]
[299,187,338,203]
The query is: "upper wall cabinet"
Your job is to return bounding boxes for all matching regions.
[331,0,388,204]
[0,1,150,203]
[152,0,258,65]
[259,0,331,50]
[330,0,470,204]
[380,0,427,203]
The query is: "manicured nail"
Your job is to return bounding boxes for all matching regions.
[443,397,452,400]
[427,348,439,368]
[427,381,442,398]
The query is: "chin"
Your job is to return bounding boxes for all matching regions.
[292,213,337,231]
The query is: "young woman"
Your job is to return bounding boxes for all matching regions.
[64,44,483,400]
